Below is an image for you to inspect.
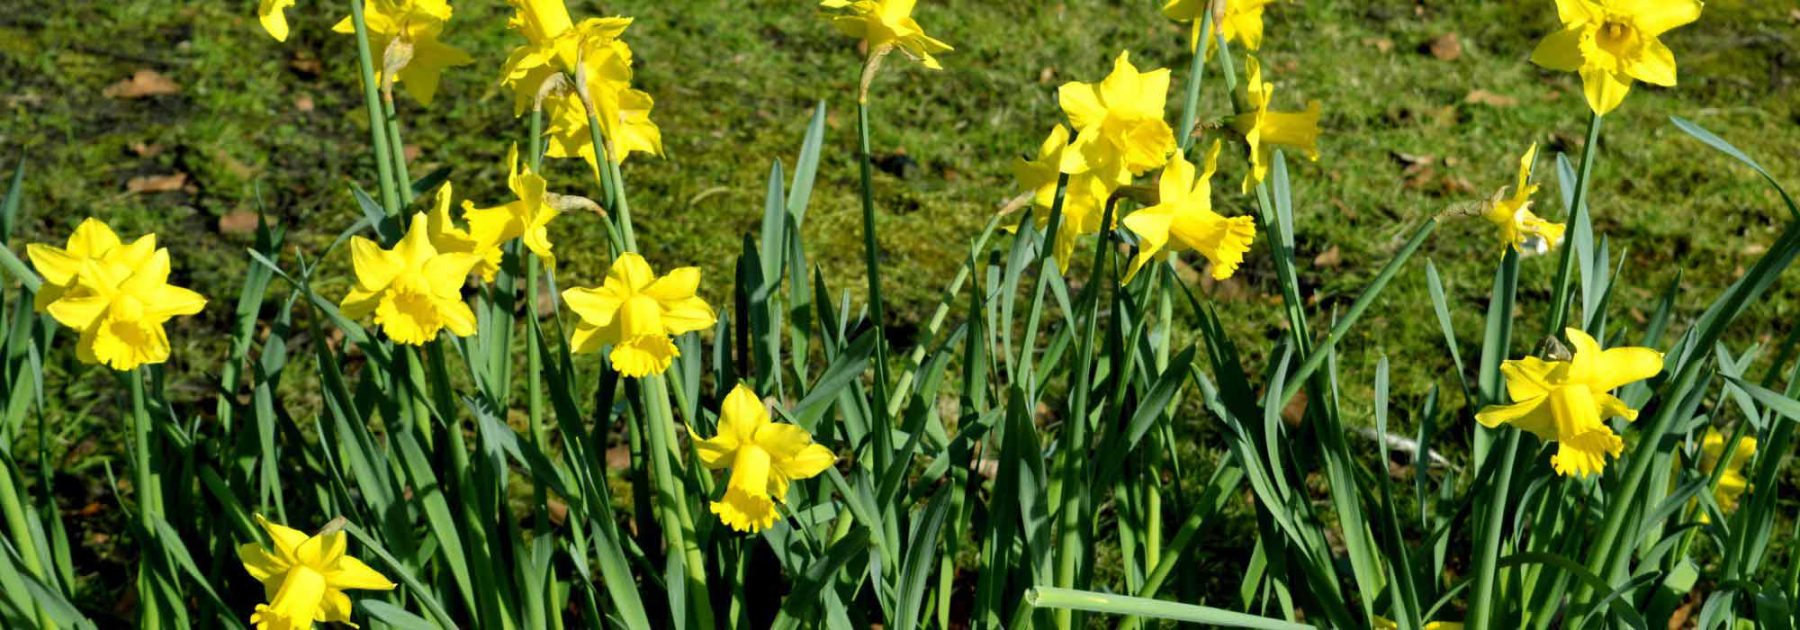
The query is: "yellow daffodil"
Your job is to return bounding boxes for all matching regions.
[237,514,395,630]
[1059,51,1177,184]
[1162,0,1275,55]
[1231,56,1321,192]
[820,0,953,69]
[690,383,837,532]
[26,217,157,313]
[1699,428,1755,514]
[258,0,297,41]
[423,182,504,282]
[462,145,559,269]
[562,253,716,378]
[1122,141,1256,283]
[1476,328,1663,478]
[339,212,481,345]
[1483,143,1565,255]
[41,248,206,371]
[1013,125,1122,270]
[497,0,634,115]
[331,0,473,105]
[1530,0,1701,115]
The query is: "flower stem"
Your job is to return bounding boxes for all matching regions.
[1469,247,1522,630]
[0,450,54,630]
[640,374,714,629]
[854,100,894,430]
[348,0,401,216]
[1175,8,1215,155]
[128,368,163,630]
[1544,112,1603,335]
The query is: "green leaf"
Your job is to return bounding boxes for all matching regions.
[1025,587,1310,629]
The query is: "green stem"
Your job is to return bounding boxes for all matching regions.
[129,369,163,630]
[1469,429,1523,630]
[1175,9,1215,155]
[348,0,401,216]
[1052,198,1118,630]
[384,95,413,205]
[1544,113,1603,335]
[526,254,547,449]
[640,375,714,629]
[585,113,636,252]
[854,100,894,433]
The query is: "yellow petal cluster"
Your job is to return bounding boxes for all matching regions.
[1483,143,1565,255]
[29,219,206,371]
[1699,428,1756,514]
[1012,125,1123,269]
[562,253,716,378]
[1476,328,1663,478]
[258,0,297,42]
[498,0,662,167]
[330,0,474,106]
[1530,0,1701,115]
[340,212,481,345]
[1162,0,1274,55]
[820,0,953,70]
[690,384,838,533]
[460,145,560,272]
[237,515,395,629]
[1121,141,1256,283]
[1230,56,1321,192]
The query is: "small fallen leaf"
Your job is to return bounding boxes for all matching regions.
[1427,33,1462,61]
[126,172,188,194]
[1038,66,1057,84]
[1362,37,1394,53]
[218,209,261,235]
[403,144,422,161]
[294,93,315,112]
[1464,89,1518,107]
[103,69,180,99]
[129,142,163,157]
[1313,245,1342,268]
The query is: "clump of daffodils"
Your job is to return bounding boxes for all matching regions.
[1477,329,1663,477]
[237,515,396,629]
[562,253,716,378]
[499,0,662,168]
[690,384,838,533]
[28,218,206,371]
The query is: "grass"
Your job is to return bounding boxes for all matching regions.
[1,0,1799,622]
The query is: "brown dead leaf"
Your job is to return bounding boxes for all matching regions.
[1313,245,1342,268]
[1038,66,1057,84]
[218,209,261,235]
[126,172,188,194]
[1362,37,1394,53]
[404,144,422,161]
[1427,33,1462,61]
[289,53,323,77]
[606,445,631,471]
[103,69,180,99]
[1463,89,1518,107]
[1281,389,1308,428]
[294,93,315,112]
[129,142,163,157]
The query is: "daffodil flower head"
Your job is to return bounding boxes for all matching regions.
[561,253,716,378]
[1531,0,1700,115]
[1163,0,1275,55]
[463,145,560,269]
[1699,427,1756,514]
[1230,55,1321,193]
[1011,126,1122,271]
[1476,328,1664,478]
[42,248,207,372]
[1122,140,1257,283]
[1059,51,1178,185]
[331,0,474,105]
[1483,143,1566,255]
[691,383,838,533]
[497,0,634,116]
[423,182,504,282]
[258,0,297,41]
[26,217,158,313]
[820,0,953,70]
[237,514,396,629]
[339,212,481,346]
